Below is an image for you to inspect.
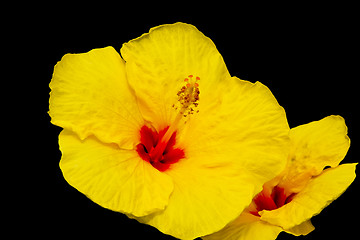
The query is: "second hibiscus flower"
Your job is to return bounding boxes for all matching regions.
[203,115,356,240]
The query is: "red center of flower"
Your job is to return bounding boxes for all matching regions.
[250,186,296,217]
[136,126,185,172]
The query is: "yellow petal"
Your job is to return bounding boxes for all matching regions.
[260,163,357,229]
[288,115,350,176]
[182,78,290,190]
[49,46,144,148]
[59,130,174,217]
[203,213,282,240]
[120,22,230,128]
[135,161,255,240]
[285,220,315,236]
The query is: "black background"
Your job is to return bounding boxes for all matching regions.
[21,3,358,239]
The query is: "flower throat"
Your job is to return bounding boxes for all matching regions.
[136,75,200,171]
[250,186,296,217]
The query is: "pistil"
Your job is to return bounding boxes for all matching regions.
[136,75,200,171]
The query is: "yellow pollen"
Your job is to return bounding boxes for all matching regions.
[161,75,200,143]
[177,75,200,109]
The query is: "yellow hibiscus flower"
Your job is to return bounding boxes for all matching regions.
[203,115,357,240]
[49,22,290,239]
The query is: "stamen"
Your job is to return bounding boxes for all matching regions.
[164,75,200,143]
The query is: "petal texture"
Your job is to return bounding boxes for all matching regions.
[121,22,230,128]
[59,130,174,217]
[135,160,255,240]
[278,115,351,193]
[285,220,315,236]
[49,47,144,148]
[204,213,282,240]
[181,78,290,190]
[260,163,357,229]
[289,115,350,174]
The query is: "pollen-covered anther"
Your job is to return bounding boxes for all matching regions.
[176,75,200,117]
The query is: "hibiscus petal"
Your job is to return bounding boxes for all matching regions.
[285,220,315,236]
[203,213,282,240]
[49,46,143,148]
[120,22,230,128]
[134,161,255,240]
[288,115,350,175]
[260,163,357,229]
[59,130,174,217]
[181,77,290,190]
